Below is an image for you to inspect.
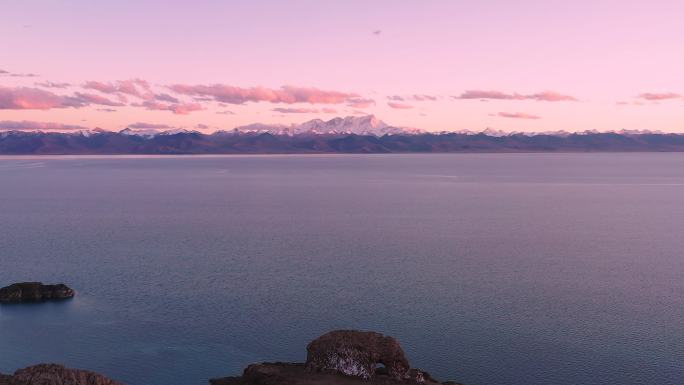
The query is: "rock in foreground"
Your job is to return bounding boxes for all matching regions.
[0,282,75,303]
[0,364,122,385]
[211,330,461,385]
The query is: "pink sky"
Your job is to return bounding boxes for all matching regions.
[2,0,684,133]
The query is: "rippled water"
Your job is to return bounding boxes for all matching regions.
[1,154,684,385]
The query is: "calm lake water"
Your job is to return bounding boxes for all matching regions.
[1,154,684,385]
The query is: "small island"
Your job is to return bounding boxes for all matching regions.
[0,364,121,385]
[211,330,461,385]
[0,282,75,303]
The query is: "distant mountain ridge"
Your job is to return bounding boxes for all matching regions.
[3,115,684,154]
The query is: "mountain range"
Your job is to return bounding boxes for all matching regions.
[3,115,684,154]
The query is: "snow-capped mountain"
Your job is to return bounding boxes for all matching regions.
[119,127,200,138]
[234,115,422,136]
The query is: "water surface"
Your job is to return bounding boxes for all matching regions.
[1,154,684,385]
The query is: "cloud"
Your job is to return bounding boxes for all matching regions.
[168,84,359,105]
[0,120,88,131]
[216,110,235,115]
[637,92,682,100]
[456,89,577,102]
[35,81,71,88]
[497,112,541,119]
[73,92,126,106]
[154,93,180,103]
[346,98,375,108]
[388,94,438,102]
[412,94,438,101]
[373,30,382,35]
[272,107,320,113]
[0,69,8,74]
[84,79,152,99]
[97,108,118,112]
[322,108,337,113]
[136,100,203,114]
[9,73,39,78]
[128,122,172,129]
[387,101,414,109]
[0,86,85,109]
[196,123,209,129]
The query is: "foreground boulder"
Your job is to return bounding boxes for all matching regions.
[0,282,75,303]
[306,330,411,379]
[0,364,122,385]
[211,330,461,385]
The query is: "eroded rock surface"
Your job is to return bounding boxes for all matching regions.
[211,330,462,385]
[305,330,410,379]
[0,364,122,385]
[0,282,74,303]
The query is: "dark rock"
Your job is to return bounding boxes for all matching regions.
[0,364,122,385]
[212,330,459,385]
[0,282,75,303]
[305,330,410,379]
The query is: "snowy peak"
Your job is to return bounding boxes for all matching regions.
[233,115,421,136]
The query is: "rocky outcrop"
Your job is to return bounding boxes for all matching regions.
[211,330,461,385]
[0,364,122,385]
[305,330,411,379]
[0,282,75,303]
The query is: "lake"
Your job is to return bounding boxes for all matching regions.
[1,154,684,385]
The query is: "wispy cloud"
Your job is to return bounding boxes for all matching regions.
[388,94,438,102]
[637,92,682,100]
[135,100,203,114]
[497,112,541,119]
[387,101,414,109]
[346,98,375,108]
[0,86,85,109]
[273,107,320,114]
[128,122,173,129]
[9,73,39,78]
[73,92,126,107]
[456,90,577,102]
[169,84,359,105]
[0,120,88,131]
[84,79,152,99]
[35,81,71,89]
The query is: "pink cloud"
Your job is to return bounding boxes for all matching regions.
[0,120,88,131]
[35,81,71,88]
[347,98,375,108]
[322,108,337,113]
[136,100,203,114]
[9,73,39,78]
[638,92,682,100]
[387,101,414,109]
[456,89,577,101]
[169,84,358,105]
[73,92,126,106]
[412,94,438,101]
[84,79,152,99]
[497,112,541,119]
[273,107,320,113]
[0,86,84,109]
[388,94,438,102]
[154,93,180,103]
[128,122,173,129]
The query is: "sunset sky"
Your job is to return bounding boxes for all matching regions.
[2,0,684,133]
